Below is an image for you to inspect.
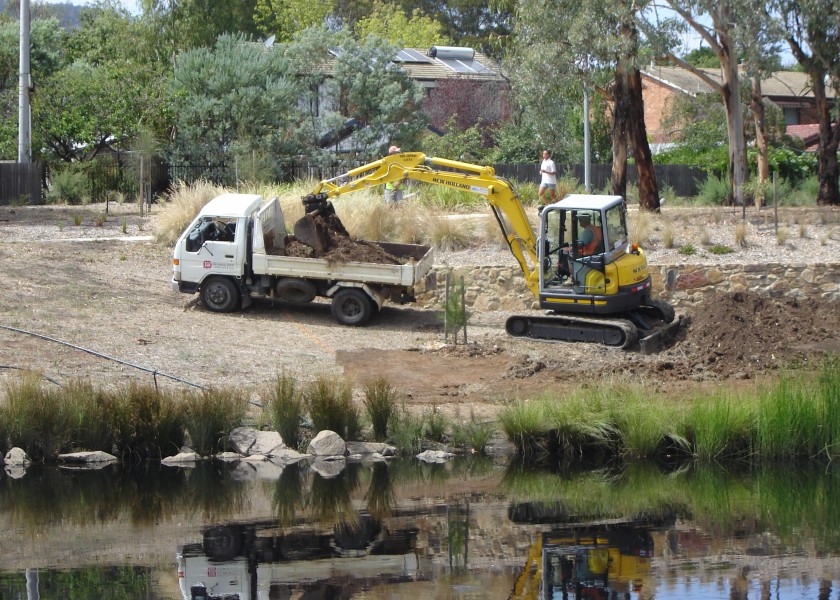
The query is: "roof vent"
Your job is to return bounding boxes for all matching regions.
[428,46,475,61]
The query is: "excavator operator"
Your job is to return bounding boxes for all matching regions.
[578,214,604,256]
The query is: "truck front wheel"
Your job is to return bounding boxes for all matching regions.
[201,276,240,312]
[330,288,374,326]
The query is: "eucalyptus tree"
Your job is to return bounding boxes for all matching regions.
[0,17,65,159]
[650,0,751,207]
[354,1,450,48]
[772,0,840,206]
[168,33,299,180]
[509,0,661,210]
[254,0,335,42]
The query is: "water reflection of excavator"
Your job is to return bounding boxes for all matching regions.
[511,526,654,600]
[295,152,682,351]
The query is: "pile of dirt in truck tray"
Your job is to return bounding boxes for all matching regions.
[285,212,403,264]
[664,291,840,378]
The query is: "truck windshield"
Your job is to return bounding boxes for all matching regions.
[186,217,237,252]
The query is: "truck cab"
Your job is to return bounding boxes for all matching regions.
[172,194,264,312]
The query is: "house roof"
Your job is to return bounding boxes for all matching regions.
[395,47,506,83]
[786,123,821,151]
[642,65,836,100]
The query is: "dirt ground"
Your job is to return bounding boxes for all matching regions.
[1,203,839,422]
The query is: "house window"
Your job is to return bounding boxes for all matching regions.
[783,107,800,126]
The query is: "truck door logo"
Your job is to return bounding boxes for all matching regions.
[203,260,212,268]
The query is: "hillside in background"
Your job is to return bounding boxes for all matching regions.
[1,0,82,28]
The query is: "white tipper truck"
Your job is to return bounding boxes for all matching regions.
[170,193,434,325]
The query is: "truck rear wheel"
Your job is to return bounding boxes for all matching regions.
[201,276,240,312]
[330,288,374,326]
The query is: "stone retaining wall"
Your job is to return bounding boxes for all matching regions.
[419,263,840,311]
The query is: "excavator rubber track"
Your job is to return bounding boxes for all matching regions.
[505,314,640,349]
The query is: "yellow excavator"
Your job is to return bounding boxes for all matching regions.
[295,152,682,351]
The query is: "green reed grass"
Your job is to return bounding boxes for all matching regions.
[264,373,304,449]
[450,411,495,453]
[363,377,397,441]
[684,393,754,461]
[304,374,360,440]
[389,403,425,455]
[499,359,840,464]
[182,386,247,456]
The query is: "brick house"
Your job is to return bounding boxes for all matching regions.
[640,65,836,149]
[313,46,508,152]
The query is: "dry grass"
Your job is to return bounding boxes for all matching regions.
[661,218,677,249]
[777,227,790,245]
[422,213,476,251]
[734,222,748,247]
[153,180,227,244]
[629,210,652,245]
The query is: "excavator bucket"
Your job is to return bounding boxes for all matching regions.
[292,194,337,253]
[293,214,329,253]
[638,316,689,354]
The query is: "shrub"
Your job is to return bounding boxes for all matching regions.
[696,175,730,206]
[734,222,748,247]
[183,386,247,456]
[450,412,495,453]
[363,377,397,441]
[678,243,696,255]
[424,406,448,442]
[264,373,304,449]
[47,167,90,205]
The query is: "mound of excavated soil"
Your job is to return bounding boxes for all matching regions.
[285,211,402,265]
[672,291,840,377]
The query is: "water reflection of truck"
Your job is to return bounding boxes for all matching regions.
[177,515,421,600]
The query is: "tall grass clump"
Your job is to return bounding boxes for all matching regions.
[152,180,228,244]
[0,373,76,461]
[754,367,830,460]
[264,373,304,449]
[498,399,553,454]
[450,414,495,454]
[661,218,676,249]
[423,406,448,442]
[389,403,425,455]
[684,393,754,461]
[423,213,475,251]
[182,386,247,456]
[419,184,485,212]
[109,382,185,461]
[61,379,113,453]
[363,377,397,441]
[304,375,360,440]
[734,221,748,247]
[333,190,401,241]
[628,210,652,246]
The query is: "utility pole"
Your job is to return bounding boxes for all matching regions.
[18,0,32,163]
[583,87,591,192]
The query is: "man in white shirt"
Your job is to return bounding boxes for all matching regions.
[538,149,558,207]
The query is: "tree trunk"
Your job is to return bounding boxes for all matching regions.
[610,67,628,199]
[627,68,660,211]
[812,71,840,206]
[750,73,769,207]
[709,3,749,208]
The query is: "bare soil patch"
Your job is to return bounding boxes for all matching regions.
[1,203,838,421]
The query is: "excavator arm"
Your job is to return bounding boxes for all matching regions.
[299,152,542,298]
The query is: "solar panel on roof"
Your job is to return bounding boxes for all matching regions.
[436,58,494,74]
[395,49,432,63]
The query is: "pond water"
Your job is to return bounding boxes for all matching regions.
[1,457,839,599]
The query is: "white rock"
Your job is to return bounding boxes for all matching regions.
[307,430,347,457]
